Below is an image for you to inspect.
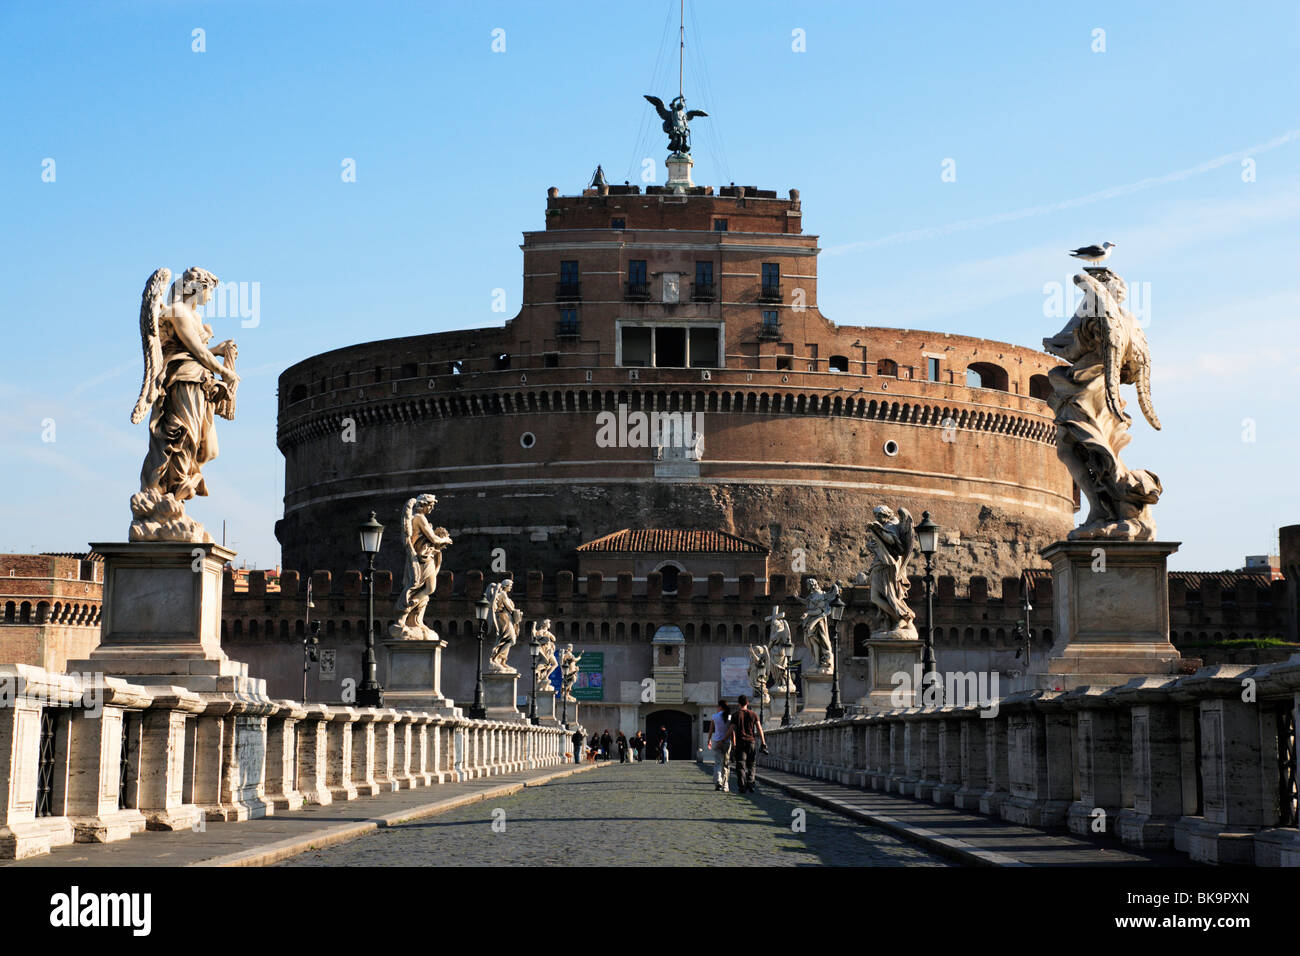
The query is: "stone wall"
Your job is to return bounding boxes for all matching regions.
[758,656,1300,866]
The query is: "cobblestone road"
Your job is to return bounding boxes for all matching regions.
[280,762,950,867]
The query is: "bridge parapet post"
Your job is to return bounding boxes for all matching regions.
[326,707,359,801]
[265,700,306,812]
[351,709,380,797]
[900,710,923,795]
[1249,656,1300,865]
[916,711,943,799]
[1176,664,1274,864]
[371,709,399,792]
[979,707,1010,816]
[1001,691,1072,829]
[1062,686,1129,838]
[295,705,333,806]
[934,707,966,804]
[954,711,989,810]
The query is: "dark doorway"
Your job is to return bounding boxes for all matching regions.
[646,709,693,761]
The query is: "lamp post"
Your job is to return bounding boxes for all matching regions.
[468,594,490,720]
[826,593,847,719]
[1013,570,1035,680]
[527,623,541,725]
[302,576,320,705]
[916,510,941,708]
[357,512,385,707]
[780,630,795,727]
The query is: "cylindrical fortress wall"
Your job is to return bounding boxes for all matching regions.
[275,333,1074,584]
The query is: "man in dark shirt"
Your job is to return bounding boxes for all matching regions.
[729,694,768,793]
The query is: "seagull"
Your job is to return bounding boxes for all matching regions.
[1068,241,1116,264]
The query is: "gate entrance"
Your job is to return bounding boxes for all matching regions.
[645,709,693,761]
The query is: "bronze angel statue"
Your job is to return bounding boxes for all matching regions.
[644,94,708,155]
[1043,266,1161,540]
[129,267,239,543]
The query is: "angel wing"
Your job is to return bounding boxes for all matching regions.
[1123,325,1161,430]
[1100,301,1131,425]
[643,94,670,121]
[130,268,171,424]
[895,507,915,560]
[686,109,709,119]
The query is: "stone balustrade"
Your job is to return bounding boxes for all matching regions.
[0,663,575,860]
[758,655,1300,867]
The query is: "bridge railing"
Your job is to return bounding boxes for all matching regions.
[758,656,1300,867]
[0,663,575,860]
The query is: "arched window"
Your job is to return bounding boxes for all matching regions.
[966,362,1009,391]
[878,358,898,377]
[659,564,682,594]
[828,355,849,373]
[1029,373,1052,401]
[289,384,307,405]
[852,623,870,657]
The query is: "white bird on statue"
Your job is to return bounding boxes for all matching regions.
[1068,241,1116,264]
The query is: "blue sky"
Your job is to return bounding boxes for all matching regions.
[1,0,1297,572]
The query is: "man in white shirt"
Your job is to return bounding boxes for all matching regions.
[706,699,735,792]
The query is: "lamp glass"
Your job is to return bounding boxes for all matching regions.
[830,596,845,622]
[916,511,939,556]
[359,512,385,555]
[475,595,490,621]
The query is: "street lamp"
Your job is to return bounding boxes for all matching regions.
[780,628,795,727]
[302,576,320,705]
[826,593,847,719]
[916,510,941,707]
[356,512,386,707]
[1013,570,1035,678]
[468,593,490,719]
[527,622,541,726]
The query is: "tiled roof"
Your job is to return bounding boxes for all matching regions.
[1012,568,1278,593]
[576,529,769,554]
[1170,570,1277,590]
[39,552,103,561]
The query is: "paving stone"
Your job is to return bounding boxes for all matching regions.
[281,762,950,867]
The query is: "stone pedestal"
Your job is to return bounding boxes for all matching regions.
[382,639,459,715]
[70,542,264,696]
[558,698,579,730]
[534,687,558,725]
[665,152,693,192]
[861,639,923,712]
[1036,541,1182,691]
[483,671,524,721]
[800,670,833,716]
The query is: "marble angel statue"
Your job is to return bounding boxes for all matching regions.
[764,605,795,692]
[485,578,523,673]
[1042,266,1161,540]
[748,644,772,704]
[533,618,559,691]
[797,579,841,673]
[863,505,918,639]
[129,267,239,542]
[560,644,583,701]
[388,494,453,640]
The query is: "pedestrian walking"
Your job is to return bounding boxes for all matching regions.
[632,732,645,762]
[657,725,670,763]
[707,698,734,792]
[729,694,767,793]
[600,729,612,761]
[571,727,583,763]
[588,732,599,762]
[616,731,628,763]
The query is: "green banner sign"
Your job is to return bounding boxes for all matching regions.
[573,651,604,701]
